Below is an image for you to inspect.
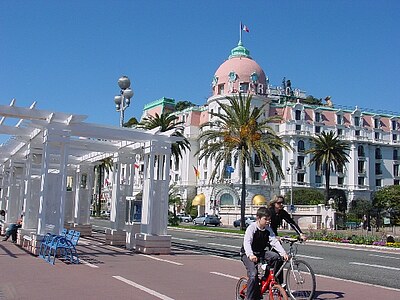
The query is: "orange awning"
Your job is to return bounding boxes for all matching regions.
[252,194,267,205]
[192,193,205,206]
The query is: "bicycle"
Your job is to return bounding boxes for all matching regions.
[236,258,289,300]
[275,237,316,300]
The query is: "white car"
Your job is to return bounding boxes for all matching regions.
[177,214,192,223]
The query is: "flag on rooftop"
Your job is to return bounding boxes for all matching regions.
[241,23,250,32]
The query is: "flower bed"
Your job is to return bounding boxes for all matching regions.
[307,229,400,248]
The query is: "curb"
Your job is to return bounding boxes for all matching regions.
[168,226,400,251]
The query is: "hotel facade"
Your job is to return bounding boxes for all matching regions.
[140,40,400,228]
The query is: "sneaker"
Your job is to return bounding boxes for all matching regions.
[2,237,8,241]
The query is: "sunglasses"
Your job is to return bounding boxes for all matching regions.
[276,201,284,204]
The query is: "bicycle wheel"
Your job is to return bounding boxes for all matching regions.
[235,277,248,300]
[267,283,289,300]
[285,259,316,300]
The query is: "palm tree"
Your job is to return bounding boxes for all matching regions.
[196,93,291,230]
[306,131,350,205]
[94,157,113,217]
[137,113,191,164]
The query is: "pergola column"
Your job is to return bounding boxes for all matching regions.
[22,145,42,231]
[70,163,93,236]
[105,153,128,245]
[37,128,70,235]
[64,167,76,225]
[5,158,24,224]
[135,140,171,254]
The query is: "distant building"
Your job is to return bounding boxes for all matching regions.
[141,40,400,229]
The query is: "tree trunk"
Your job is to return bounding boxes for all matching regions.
[97,165,103,217]
[324,163,330,206]
[240,160,247,231]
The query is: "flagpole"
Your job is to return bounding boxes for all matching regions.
[239,22,242,44]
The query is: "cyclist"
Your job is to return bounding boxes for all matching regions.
[269,195,307,240]
[269,195,307,284]
[240,206,289,300]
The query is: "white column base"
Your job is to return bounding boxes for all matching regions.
[69,223,92,236]
[105,228,126,246]
[134,233,171,254]
[125,223,141,250]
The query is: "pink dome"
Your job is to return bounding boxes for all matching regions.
[211,43,267,96]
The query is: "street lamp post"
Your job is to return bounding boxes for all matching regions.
[114,75,134,127]
[288,158,295,218]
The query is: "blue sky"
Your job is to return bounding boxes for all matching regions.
[1,0,399,131]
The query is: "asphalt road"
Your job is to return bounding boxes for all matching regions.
[169,227,400,290]
[91,218,400,290]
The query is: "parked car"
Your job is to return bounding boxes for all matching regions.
[193,215,221,226]
[177,214,192,223]
[233,216,256,228]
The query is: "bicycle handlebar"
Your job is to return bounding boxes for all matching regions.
[280,236,304,244]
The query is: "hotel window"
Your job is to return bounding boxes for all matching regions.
[253,172,260,181]
[358,177,364,186]
[355,130,360,136]
[392,120,397,130]
[394,149,399,160]
[218,84,224,95]
[254,154,261,167]
[394,164,399,177]
[376,179,382,187]
[374,118,380,129]
[296,124,301,131]
[315,112,321,123]
[297,173,305,184]
[338,177,344,186]
[358,161,364,173]
[239,82,249,93]
[337,128,343,136]
[315,126,321,134]
[375,148,382,159]
[358,145,365,157]
[393,134,397,141]
[337,114,343,125]
[295,110,301,121]
[375,163,382,175]
[297,156,305,169]
[298,140,305,152]
[315,175,322,184]
[354,116,360,127]
[395,179,400,185]
[374,132,380,140]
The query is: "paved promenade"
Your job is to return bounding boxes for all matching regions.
[1,232,400,300]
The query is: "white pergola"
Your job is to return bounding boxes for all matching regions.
[0,100,178,254]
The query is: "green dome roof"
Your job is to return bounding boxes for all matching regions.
[229,41,251,59]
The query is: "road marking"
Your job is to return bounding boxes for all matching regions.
[172,237,197,242]
[210,254,239,262]
[369,254,400,260]
[349,262,400,271]
[317,274,400,292]
[138,254,183,265]
[297,254,324,260]
[210,271,240,280]
[113,276,175,300]
[207,242,241,249]
[80,259,99,268]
